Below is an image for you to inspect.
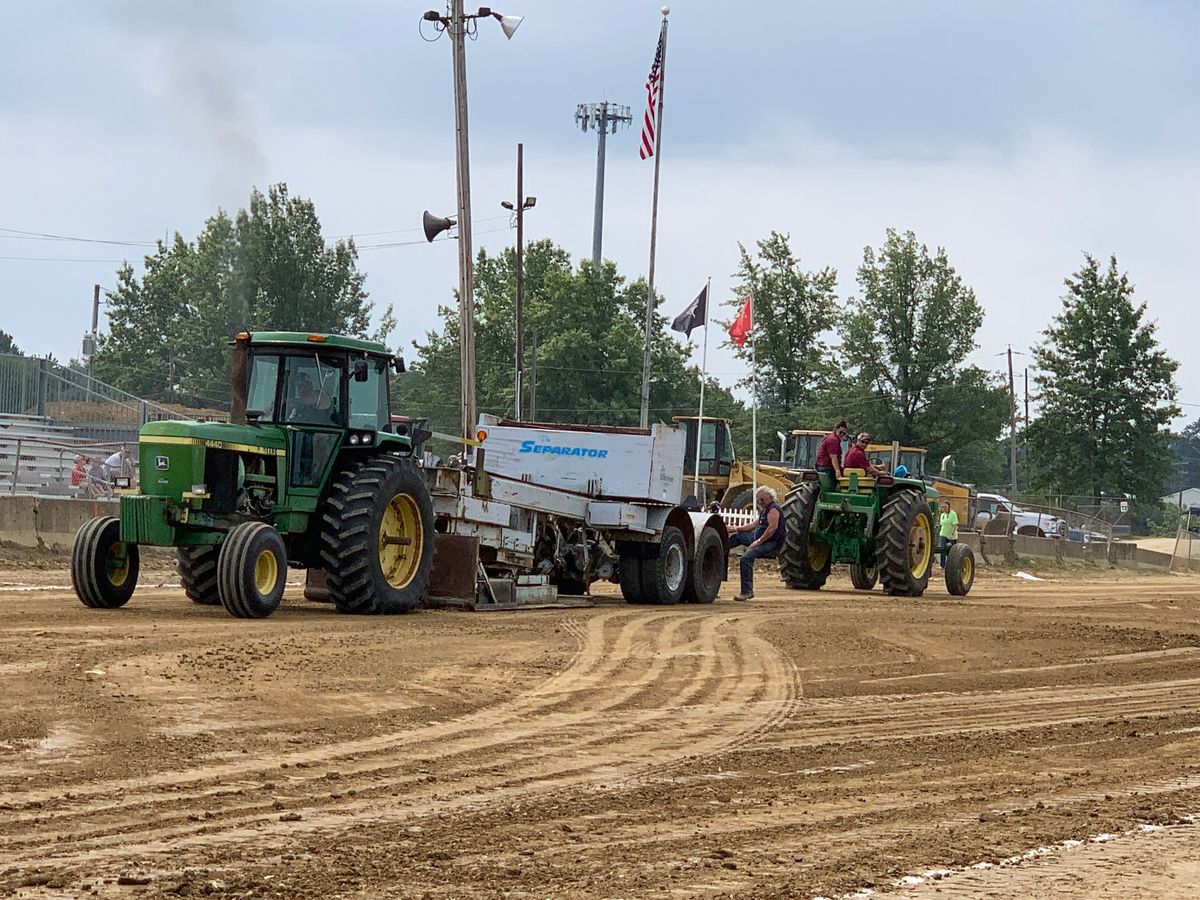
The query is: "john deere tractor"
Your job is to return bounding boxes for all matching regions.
[70,331,435,618]
[776,467,974,597]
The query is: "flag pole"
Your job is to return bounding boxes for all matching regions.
[692,276,710,502]
[750,290,758,506]
[639,11,669,428]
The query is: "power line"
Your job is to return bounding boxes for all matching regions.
[0,226,155,247]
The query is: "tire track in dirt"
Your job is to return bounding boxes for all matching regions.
[0,607,799,871]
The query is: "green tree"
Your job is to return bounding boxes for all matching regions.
[94,183,383,408]
[1027,254,1179,505]
[394,240,742,441]
[1169,419,1200,492]
[0,330,21,356]
[838,229,1008,483]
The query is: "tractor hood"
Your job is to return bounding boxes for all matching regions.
[137,419,286,500]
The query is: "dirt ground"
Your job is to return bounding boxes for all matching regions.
[3,557,1200,899]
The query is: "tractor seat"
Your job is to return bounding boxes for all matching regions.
[837,467,876,494]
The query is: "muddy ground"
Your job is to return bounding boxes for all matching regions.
[2,556,1200,899]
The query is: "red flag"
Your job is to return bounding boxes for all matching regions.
[728,296,753,347]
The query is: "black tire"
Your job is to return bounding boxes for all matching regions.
[553,576,589,597]
[945,543,976,596]
[878,490,935,597]
[639,526,688,605]
[321,456,435,614]
[178,545,220,605]
[1016,526,1046,538]
[71,516,139,609]
[728,488,754,510]
[778,483,831,590]
[618,548,646,604]
[217,522,287,619]
[682,525,724,604]
[849,562,878,591]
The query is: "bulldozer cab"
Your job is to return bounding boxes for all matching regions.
[865,442,927,477]
[788,429,835,470]
[675,417,735,477]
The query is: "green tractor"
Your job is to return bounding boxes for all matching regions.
[70,331,435,618]
[776,468,975,597]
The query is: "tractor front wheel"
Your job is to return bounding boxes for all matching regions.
[217,522,287,618]
[944,543,976,596]
[849,562,878,591]
[321,457,435,614]
[878,491,934,597]
[71,516,139,609]
[178,546,220,605]
[778,483,830,590]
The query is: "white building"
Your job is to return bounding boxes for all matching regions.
[1162,487,1200,512]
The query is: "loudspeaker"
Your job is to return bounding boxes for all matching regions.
[494,13,523,39]
[422,210,455,243]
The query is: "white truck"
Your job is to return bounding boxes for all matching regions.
[421,415,729,608]
[974,492,1068,537]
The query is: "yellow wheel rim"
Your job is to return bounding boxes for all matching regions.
[379,492,424,590]
[961,553,973,585]
[808,539,830,570]
[105,543,130,587]
[254,549,279,595]
[909,512,932,577]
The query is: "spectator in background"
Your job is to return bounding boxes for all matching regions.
[938,499,959,568]
[87,457,112,498]
[70,456,88,493]
[102,445,131,483]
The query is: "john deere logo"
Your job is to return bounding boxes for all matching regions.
[155,456,170,471]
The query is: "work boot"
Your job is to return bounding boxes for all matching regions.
[733,592,753,602]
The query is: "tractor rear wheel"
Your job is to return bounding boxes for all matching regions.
[878,490,934,597]
[71,516,139,609]
[321,456,434,614]
[682,525,724,604]
[778,483,830,590]
[217,522,287,619]
[178,546,220,604]
[728,488,754,510]
[849,562,878,591]
[944,543,976,596]
[640,526,688,605]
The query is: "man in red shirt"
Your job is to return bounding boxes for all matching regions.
[843,432,885,476]
[814,420,848,489]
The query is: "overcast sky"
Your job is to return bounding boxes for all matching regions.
[1,0,1197,423]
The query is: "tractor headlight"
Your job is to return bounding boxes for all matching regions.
[349,434,360,445]
[191,483,207,495]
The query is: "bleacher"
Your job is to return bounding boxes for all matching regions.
[0,414,132,498]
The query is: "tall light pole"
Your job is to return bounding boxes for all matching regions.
[575,102,631,267]
[422,2,523,444]
[501,143,536,420]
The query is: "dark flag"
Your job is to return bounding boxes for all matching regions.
[671,284,708,337]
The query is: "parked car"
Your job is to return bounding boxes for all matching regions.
[974,493,1068,538]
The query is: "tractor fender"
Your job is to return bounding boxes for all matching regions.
[687,511,729,569]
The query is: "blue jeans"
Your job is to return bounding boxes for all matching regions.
[938,536,956,567]
[730,531,782,596]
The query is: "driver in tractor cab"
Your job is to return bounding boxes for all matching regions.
[287,373,336,425]
[843,432,885,477]
[815,419,848,490]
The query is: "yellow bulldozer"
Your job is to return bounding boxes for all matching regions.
[674,416,796,509]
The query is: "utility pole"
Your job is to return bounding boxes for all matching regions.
[1008,346,1018,496]
[575,101,631,267]
[1023,366,1030,429]
[501,143,536,420]
[528,330,538,421]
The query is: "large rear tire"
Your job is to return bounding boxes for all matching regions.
[217,522,287,619]
[778,484,830,590]
[728,488,754,510]
[71,516,139,609]
[682,525,724,604]
[944,543,975,596]
[878,490,934,597]
[640,526,688,605]
[321,456,435,614]
[178,546,220,605]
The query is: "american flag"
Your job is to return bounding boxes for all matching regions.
[639,25,665,160]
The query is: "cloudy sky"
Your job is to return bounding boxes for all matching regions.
[1,0,1197,423]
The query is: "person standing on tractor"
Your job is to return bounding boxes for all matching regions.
[728,487,785,601]
[938,499,959,568]
[815,420,848,489]
[842,432,885,476]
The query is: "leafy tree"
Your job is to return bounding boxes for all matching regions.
[1169,419,1200,492]
[0,330,21,356]
[837,229,1008,484]
[394,240,742,442]
[94,183,384,408]
[1027,254,1179,505]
